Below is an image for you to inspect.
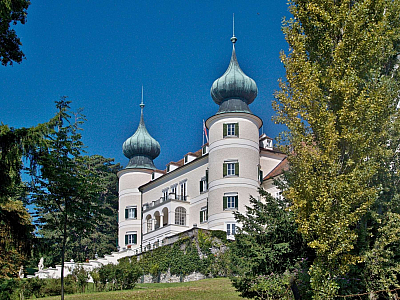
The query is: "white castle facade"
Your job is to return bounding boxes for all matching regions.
[118,34,287,252]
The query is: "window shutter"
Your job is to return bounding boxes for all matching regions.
[235,123,239,136]
[133,208,137,219]
[200,180,203,193]
[235,162,239,176]
[200,211,203,223]
[223,124,227,137]
[223,196,227,210]
[260,170,263,183]
[223,163,227,177]
[125,209,128,219]
[125,235,128,245]
[206,170,209,186]
[235,196,238,209]
[133,234,137,244]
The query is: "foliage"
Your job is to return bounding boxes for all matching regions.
[229,189,309,299]
[273,0,400,298]
[0,0,30,65]
[0,116,56,278]
[97,260,140,291]
[34,155,121,267]
[132,230,230,280]
[29,97,103,299]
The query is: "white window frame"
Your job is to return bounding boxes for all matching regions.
[179,180,187,200]
[162,188,169,201]
[227,123,236,136]
[125,232,137,245]
[227,163,235,176]
[200,206,208,223]
[126,206,137,219]
[175,207,186,226]
[226,223,236,236]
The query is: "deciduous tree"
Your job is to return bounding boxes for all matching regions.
[273,0,400,297]
[0,0,30,65]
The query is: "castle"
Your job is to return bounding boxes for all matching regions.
[117,33,287,252]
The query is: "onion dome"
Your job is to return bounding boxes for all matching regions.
[210,34,258,114]
[123,101,160,169]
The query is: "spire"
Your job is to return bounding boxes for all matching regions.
[122,89,161,170]
[210,20,258,114]
[230,13,237,44]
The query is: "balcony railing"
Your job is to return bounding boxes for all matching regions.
[142,193,188,212]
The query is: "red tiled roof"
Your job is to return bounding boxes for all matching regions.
[263,157,289,180]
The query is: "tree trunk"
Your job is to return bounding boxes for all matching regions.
[61,214,67,300]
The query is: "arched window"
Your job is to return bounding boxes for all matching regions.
[175,207,186,226]
[146,215,152,232]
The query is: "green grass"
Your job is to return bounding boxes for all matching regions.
[36,278,242,300]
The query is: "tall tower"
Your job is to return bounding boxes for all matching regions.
[206,32,262,233]
[118,98,160,250]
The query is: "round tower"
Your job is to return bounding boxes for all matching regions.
[118,99,160,251]
[206,34,262,233]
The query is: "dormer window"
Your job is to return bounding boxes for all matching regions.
[184,155,188,164]
[202,145,209,155]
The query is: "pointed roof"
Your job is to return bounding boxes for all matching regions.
[122,100,160,170]
[210,34,258,114]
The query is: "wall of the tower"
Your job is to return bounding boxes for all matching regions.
[118,169,152,250]
[206,112,262,233]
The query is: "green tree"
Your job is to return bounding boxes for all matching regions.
[230,189,309,300]
[0,0,30,66]
[0,120,54,278]
[36,155,121,267]
[30,98,103,300]
[273,0,400,298]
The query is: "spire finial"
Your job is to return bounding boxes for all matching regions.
[140,85,145,112]
[231,13,237,44]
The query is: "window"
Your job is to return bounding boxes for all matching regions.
[125,206,137,219]
[163,188,169,201]
[200,176,207,193]
[125,233,137,245]
[147,218,152,232]
[166,165,170,172]
[200,206,208,223]
[223,194,238,210]
[226,223,236,236]
[152,172,155,180]
[179,181,187,200]
[175,207,186,225]
[223,161,239,177]
[202,145,208,155]
[223,123,239,138]
[170,184,177,198]
[184,155,188,164]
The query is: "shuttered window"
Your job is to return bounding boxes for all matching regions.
[223,123,239,138]
[125,233,137,245]
[223,162,239,177]
[223,195,238,210]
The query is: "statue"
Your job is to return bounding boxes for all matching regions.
[38,257,44,271]
[18,265,24,278]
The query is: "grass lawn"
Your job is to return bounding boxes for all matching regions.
[36,278,242,300]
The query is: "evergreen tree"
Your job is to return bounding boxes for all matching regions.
[37,155,121,266]
[273,0,400,297]
[0,119,55,278]
[230,189,309,299]
[30,98,103,300]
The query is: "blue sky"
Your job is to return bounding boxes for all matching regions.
[1,1,291,170]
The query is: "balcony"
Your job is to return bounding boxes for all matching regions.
[143,193,189,212]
